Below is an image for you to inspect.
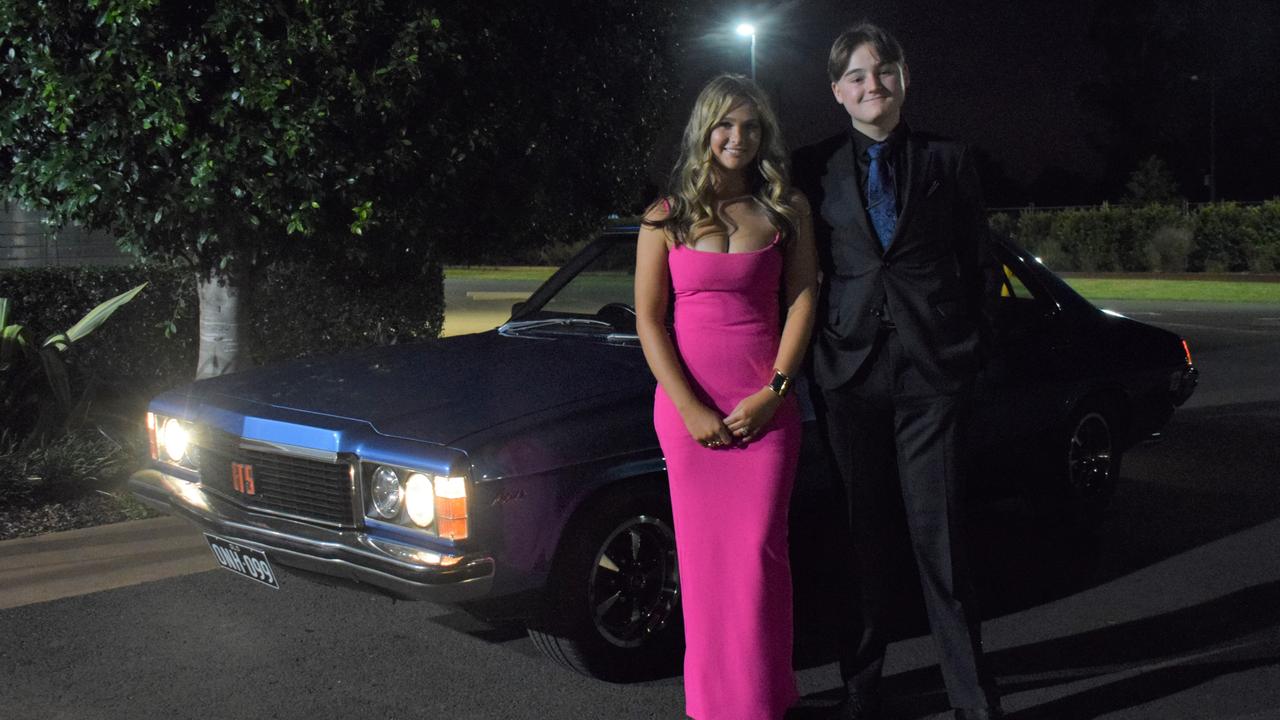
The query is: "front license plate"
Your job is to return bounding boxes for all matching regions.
[204,534,279,590]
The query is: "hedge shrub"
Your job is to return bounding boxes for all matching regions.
[994,202,1277,273]
[1049,208,1126,272]
[1190,203,1257,272]
[1249,200,1280,272]
[1130,205,1193,272]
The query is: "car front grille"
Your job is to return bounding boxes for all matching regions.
[195,427,356,527]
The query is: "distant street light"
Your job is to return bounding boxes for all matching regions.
[735,22,756,81]
[1188,73,1218,202]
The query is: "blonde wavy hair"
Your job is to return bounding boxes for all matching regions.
[648,74,800,246]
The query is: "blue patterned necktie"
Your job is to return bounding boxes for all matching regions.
[866,141,897,250]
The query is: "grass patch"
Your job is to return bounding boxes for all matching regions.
[445,266,556,282]
[1065,278,1280,303]
[448,266,1280,304]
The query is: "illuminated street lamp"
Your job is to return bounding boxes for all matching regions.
[735,22,756,80]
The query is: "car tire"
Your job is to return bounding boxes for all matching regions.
[1035,401,1122,529]
[527,485,683,682]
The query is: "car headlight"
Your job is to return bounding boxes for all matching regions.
[404,473,435,527]
[370,466,404,519]
[148,412,196,468]
[363,463,468,540]
[160,418,190,462]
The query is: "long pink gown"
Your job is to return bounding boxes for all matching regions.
[653,236,801,720]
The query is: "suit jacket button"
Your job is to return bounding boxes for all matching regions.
[881,260,891,268]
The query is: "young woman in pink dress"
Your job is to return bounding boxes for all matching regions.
[635,74,818,720]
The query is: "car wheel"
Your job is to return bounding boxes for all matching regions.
[528,486,683,682]
[1046,403,1122,528]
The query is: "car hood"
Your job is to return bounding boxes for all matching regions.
[188,331,652,446]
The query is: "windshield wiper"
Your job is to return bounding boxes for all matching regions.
[499,318,615,336]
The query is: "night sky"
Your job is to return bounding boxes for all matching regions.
[655,0,1280,207]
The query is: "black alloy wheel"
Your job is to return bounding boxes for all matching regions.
[528,485,683,682]
[588,515,680,648]
[1053,404,1122,528]
[1067,410,1115,504]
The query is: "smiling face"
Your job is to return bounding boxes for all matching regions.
[708,101,762,173]
[831,42,909,140]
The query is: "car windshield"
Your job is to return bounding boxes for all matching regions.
[500,233,639,339]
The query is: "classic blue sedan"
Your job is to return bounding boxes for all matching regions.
[130,227,1197,681]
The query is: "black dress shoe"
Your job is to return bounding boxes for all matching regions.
[953,706,1004,720]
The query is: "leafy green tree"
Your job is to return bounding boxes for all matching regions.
[1124,155,1182,205]
[1,0,679,377]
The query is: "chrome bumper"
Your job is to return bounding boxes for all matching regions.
[1172,364,1200,406]
[129,468,494,602]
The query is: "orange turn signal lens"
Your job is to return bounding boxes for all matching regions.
[433,476,468,540]
[436,516,468,541]
[146,412,158,460]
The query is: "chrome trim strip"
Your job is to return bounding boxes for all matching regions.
[349,457,366,530]
[238,438,339,464]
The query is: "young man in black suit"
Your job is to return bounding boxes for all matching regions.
[792,23,1003,720]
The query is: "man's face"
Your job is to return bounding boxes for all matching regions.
[831,42,909,139]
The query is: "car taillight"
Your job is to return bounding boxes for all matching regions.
[1182,339,1193,365]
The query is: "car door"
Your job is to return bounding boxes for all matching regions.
[970,246,1074,489]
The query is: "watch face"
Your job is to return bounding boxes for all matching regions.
[770,371,791,396]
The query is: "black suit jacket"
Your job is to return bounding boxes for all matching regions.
[793,129,997,393]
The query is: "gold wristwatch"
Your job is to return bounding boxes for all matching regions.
[767,369,792,398]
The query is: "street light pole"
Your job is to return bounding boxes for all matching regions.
[735,23,756,81]
[1208,73,1217,202]
[1189,73,1217,202]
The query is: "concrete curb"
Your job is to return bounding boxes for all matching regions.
[0,515,214,610]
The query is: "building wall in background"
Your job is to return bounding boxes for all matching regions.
[0,201,132,268]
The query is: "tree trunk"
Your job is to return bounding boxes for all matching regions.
[196,273,251,379]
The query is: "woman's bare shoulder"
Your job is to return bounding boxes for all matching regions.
[639,198,677,250]
[642,197,673,223]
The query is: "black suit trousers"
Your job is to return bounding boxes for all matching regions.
[822,326,996,710]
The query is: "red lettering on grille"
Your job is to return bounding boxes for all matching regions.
[231,463,256,495]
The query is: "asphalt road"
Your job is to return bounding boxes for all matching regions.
[2,301,1278,720]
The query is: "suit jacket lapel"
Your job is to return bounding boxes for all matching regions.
[819,136,873,248]
[885,135,931,254]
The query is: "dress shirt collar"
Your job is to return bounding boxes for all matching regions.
[851,122,909,160]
